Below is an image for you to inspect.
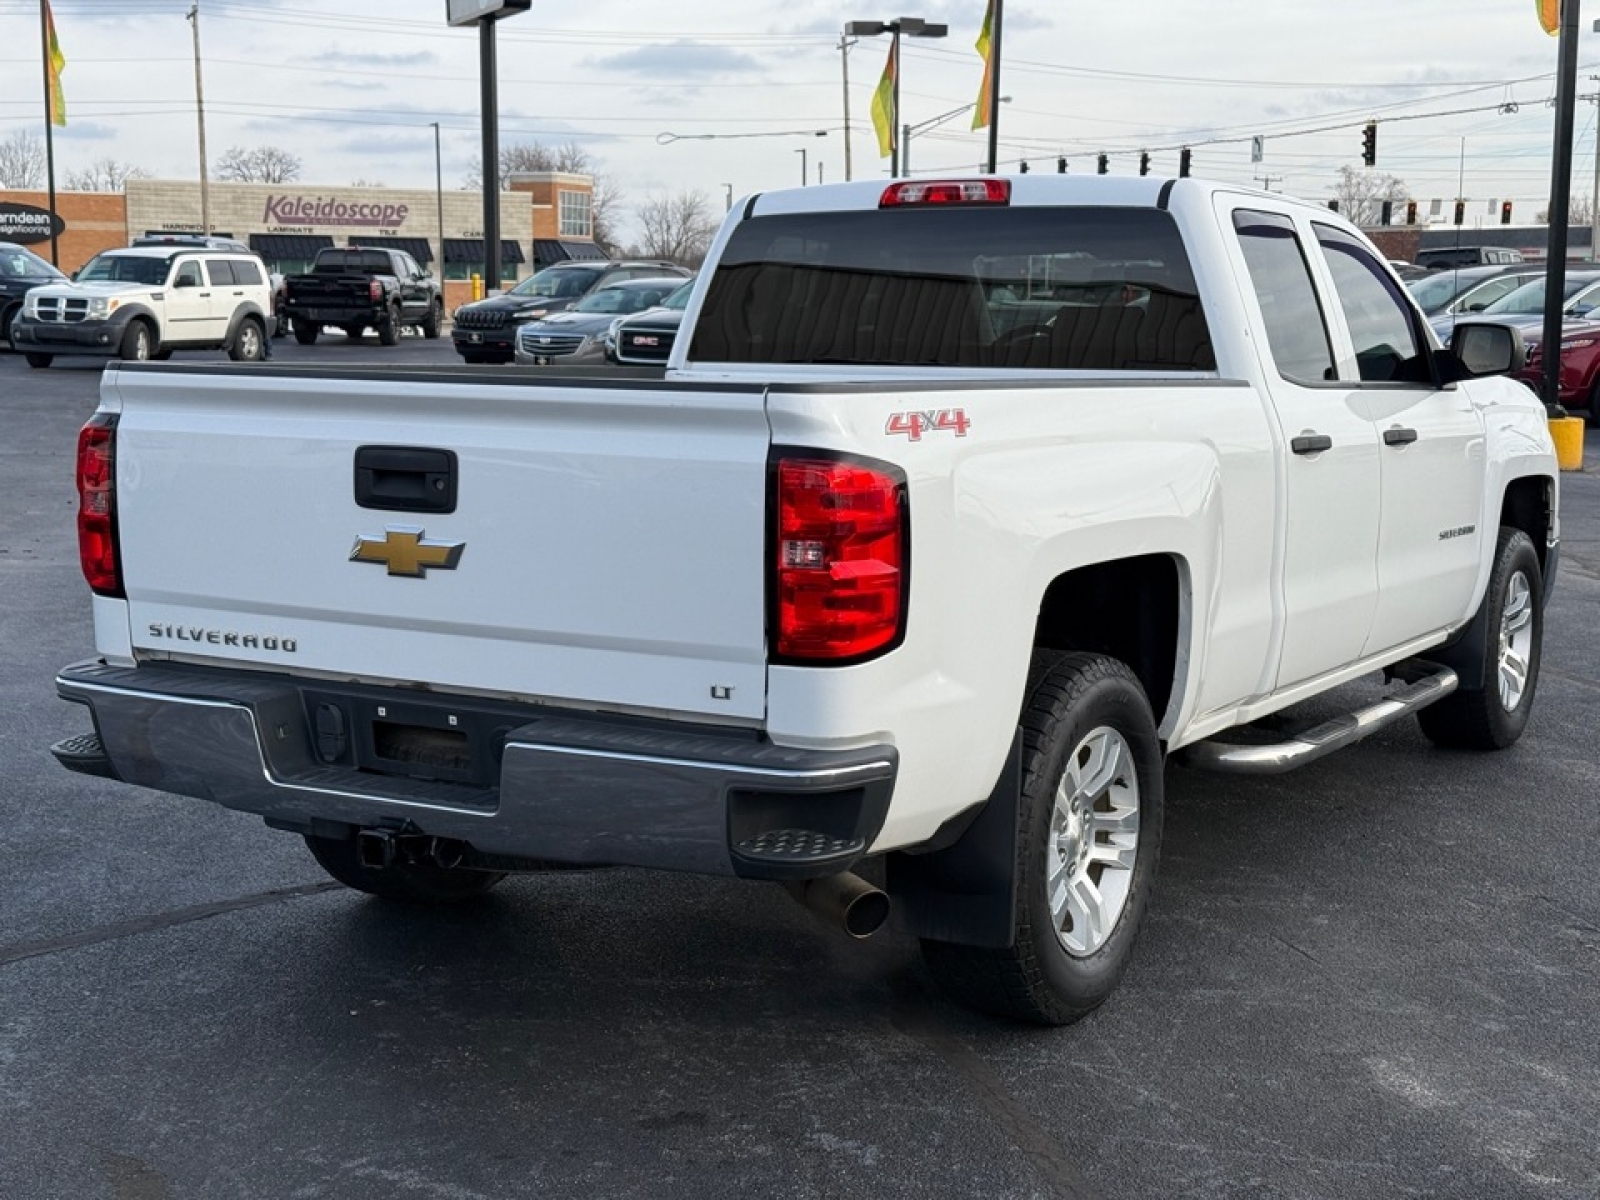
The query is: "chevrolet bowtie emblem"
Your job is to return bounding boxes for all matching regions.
[350,527,465,578]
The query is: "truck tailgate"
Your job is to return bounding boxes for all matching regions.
[104,367,771,721]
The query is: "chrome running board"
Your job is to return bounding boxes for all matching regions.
[1179,662,1458,775]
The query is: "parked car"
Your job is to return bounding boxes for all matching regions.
[514,277,687,365]
[10,244,273,367]
[1429,270,1600,341]
[131,233,252,253]
[1513,319,1600,420]
[453,259,691,364]
[607,279,694,364]
[0,241,67,352]
[1416,245,1526,269]
[1406,264,1543,318]
[280,246,442,346]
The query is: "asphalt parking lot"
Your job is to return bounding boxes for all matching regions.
[2,336,1597,1200]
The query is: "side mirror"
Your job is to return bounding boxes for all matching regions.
[1447,321,1526,379]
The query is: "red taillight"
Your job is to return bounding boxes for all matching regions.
[76,413,122,597]
[369,280,383,301]
[774,456,906,662]
[880,179,1011,208]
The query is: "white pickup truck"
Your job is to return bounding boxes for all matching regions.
[53,176,1559,1025]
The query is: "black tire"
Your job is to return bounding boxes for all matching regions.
[293,323,319,346]
[1417,527,1543,750]
[421,299,443,340]
[24,352,52,369]
[302,833,507,904]
[1585,378,1600,427]
[921,652,1165,1025]
[377,305,400,346]
[120,320,154,361]
[0,302,17,351]
[228,317,266,362]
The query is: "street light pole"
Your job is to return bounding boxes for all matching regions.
[838,34,856,182]
[431,122,444,278]
[797,147,808,186]
[985,0,1005,173]
[902,98,1010,177]
[845,17,946,179]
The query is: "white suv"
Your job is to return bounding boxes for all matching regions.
[12,245,274,368]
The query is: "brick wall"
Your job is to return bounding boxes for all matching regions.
[0,190,127,273]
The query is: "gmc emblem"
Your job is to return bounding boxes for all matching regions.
[631,335,659,346]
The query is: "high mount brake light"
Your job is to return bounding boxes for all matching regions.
[879,179,1011,209]
[773,456,907,663]
[76,413,123,598]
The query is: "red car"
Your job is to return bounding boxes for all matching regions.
[1514,321,1600,421]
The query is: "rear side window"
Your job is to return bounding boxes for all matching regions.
[1313,223,1423,382]
[231,258,264,286]
[689,206,1215,370]
[1232,209,1335,385]
[205,259,236,286]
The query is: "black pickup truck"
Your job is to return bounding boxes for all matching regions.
[281,247,443,346]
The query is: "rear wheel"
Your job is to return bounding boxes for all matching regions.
[228,316,265,362]
[303,833,507,903]
[921,652,1164,1025]
[377,305,400,346]
[1417,526,1543,750]
[120,320,154,361]
[293,323,319,346]
[0,302,18,351]
[25,352,52,369]
[421,299,443,339]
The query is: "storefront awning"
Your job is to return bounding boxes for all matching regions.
[531,239,608,265]
[443,239,525,265]
[248,234,334,261]
[348,235,434,264]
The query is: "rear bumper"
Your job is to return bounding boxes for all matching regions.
[285,306,383,326]
[54,659,896,880]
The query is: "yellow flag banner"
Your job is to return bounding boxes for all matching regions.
[972,0,995,130]
[45,0,66,126]
[1538,0,1560,35]
[870,40,897,159]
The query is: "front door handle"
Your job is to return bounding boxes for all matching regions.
[1383,426,1419,446]
[1290,433,1333,455]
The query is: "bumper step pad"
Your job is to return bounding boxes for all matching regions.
[51,732,119,780]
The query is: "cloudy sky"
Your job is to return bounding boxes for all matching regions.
[0,0,1592,239]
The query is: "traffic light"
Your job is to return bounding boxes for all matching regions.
[1406,200,1418,225]
[1179,147,1191,178]
[1361,122,1377,167]
[1058,156,1068,174]
[1501,200,1514,225]
[1019,160,1029,174]
[1327,199,1339,213]
[1453,199,1466,225]
[1138,151,1151,176]
[1096,153,1108,175]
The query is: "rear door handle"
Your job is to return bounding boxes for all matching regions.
[1290,433,1333,455]
[1383,426,1419,446]
[354,445,458,513]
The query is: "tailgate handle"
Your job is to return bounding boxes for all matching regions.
[354,445,457,514]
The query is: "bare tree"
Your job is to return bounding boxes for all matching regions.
[0,129,45,190]
[1332,164,1410,227]
[215,145,302,184]
[634,189,720,266]
[590,172,625,254]
[66,157,151,192]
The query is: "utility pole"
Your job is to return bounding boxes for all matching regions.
[1590,78,1599,263]
[838,34,856,182]
[1254,174,1283,192]
[431,122,444,277]
[186,3,209,233]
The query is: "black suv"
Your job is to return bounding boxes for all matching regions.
[0,242,67,352]
[452,259,690,364]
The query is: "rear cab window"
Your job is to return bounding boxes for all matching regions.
[688,205,1216,370]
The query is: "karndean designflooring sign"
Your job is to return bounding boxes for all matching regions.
[0,202,65,245]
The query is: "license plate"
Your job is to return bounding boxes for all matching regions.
[533,355,550,366]
[469,332,483,344]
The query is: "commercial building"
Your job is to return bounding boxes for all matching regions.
[0,171,601,312]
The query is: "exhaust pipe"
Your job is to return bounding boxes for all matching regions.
[784,872,891,939]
